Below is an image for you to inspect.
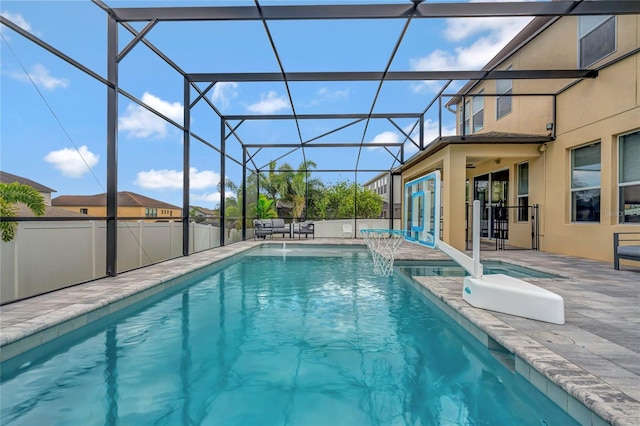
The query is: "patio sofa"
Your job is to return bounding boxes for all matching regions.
[613,232,640,270]
[253,218,290,239]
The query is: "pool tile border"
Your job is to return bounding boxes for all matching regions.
[412,275,640,426]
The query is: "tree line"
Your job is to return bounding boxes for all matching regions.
[213,160,384,223]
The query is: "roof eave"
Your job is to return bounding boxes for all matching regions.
[398,135,553,172]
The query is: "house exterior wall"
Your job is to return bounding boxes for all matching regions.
[41,192,52,206]
[403,14,640,262]
[402,144,542,251]
[362,172,402,219]
[56,205,182,220]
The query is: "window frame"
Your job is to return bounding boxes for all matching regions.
[578,15,616,68]
[617,130,640,224]
[472,90,484,133]
[570,142,601,223]
[496,65,512,120]
[516,162,529,222]
[462,99,471,135]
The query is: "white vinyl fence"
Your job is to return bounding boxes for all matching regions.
[0,221,224,304]
[0,219,398,304]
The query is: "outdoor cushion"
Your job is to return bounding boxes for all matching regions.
[617,245,640,257]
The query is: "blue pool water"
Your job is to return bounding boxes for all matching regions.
[1,246,578,425]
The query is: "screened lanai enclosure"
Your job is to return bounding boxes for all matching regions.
[1,1,636,303]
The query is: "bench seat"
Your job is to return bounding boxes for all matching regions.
[613,232,640,270]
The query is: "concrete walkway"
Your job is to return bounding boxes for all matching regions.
[1,238,638,425]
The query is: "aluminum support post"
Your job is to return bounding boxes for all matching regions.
[220,118,226,247]
[106,15,118,277]
[183,77,191,256]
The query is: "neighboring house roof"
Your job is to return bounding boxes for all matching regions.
[52,191,181,209]
[362,171,389,187]
[190,206,217,215]
[15,204,93,218]
[276,200,293,209]
[398,131,553,172]
[0,171,56,194]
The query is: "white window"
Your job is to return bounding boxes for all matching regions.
[472,91,484,133]
[460,99,471,135]
[571,142,601,222]
[496,66,512,120]
[579,15,616,67]
[618,130,640,224]
[459,93,483,135]
[517,162,529,222]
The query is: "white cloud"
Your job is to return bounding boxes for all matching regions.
[366,131,400,150]
[211,82,238,109]
[135,167,220,190]
[0,11,36,34]
[409,2,531,92]
[119,92,183,139]
[190,169,221,190]
[403,119,457,155]
[44,145,99,177]
[247,91,289,114]
[9,63,69,90]
[317,87,349,101]
[191,192,221,205]
[304,87,349,108]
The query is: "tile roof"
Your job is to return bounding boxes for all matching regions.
[52,191,181,209]
[0,171,56,193]
[15,204,93,218]
[190,205,217,215]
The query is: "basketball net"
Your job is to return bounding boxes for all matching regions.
[360,229,407,277]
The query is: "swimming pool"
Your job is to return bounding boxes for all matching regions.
[396,259,562,279]
[1,245,578,425]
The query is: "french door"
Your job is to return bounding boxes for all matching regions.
[473,170,509,239]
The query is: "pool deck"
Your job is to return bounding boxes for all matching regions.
[1,238,639,425]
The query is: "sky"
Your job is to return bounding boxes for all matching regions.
[1,0,534,209]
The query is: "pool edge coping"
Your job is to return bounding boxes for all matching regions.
[411,275,640,426]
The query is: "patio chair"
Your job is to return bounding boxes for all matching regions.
[253,219,273,240]
[294,221,314,239]
[342,223,353,238]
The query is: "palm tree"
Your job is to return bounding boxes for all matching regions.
[0,182,46,242]
[259,161,289,204]
[284,160,317,221]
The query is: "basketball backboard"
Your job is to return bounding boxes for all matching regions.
[404,170,440,248]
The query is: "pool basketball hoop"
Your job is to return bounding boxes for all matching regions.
[360,229,407,277]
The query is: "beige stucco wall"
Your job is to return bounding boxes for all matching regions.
[454,15,640,139]
[401,144,543,251]
[420,14,640,263]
